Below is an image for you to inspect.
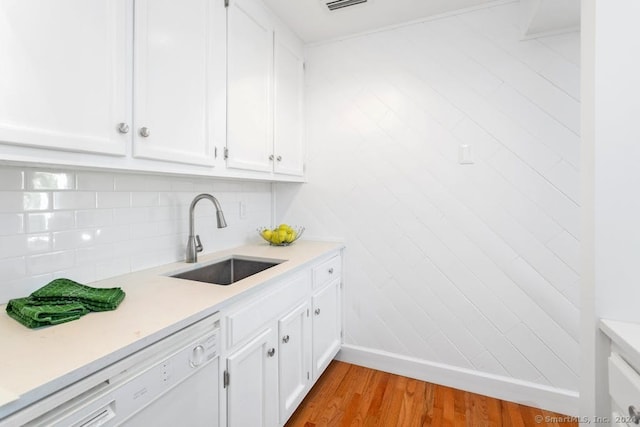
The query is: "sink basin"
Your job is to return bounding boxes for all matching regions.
[169,256,283,285]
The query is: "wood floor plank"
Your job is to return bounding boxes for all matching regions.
[285,361,577,427]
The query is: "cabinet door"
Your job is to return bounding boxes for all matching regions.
[278,301,311,424]
[0,0,128,156]
[227,328,278,427]
[133,0,224,166]
[273,33,304,177]
[312,279,342,380]
[226,0,274,173]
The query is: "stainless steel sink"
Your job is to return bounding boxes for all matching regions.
[169,256,283,285]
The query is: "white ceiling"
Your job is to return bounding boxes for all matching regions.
[262,0,497,43]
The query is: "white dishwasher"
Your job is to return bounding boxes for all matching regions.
[15,313,221,427]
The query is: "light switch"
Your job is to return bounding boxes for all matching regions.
[458,144,474,165]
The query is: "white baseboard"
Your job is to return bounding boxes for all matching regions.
[336,344,579,417]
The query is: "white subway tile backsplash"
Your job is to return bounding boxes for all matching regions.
[93,225,134,245]
[0,257,27,280]
[27,211,76,233]
[27,171,75,190]
[95,257,131,281]
[75,171,115,191]
[0,235,27,258]
[131,192,160,207]
[27,250,75,275]
[114,174,169,192]
[113,206,152,225]
[21,193,51,212]
[26,234,52,254]
[0,165,271,305]
[0,170,24,190]
[0,213,24,235]
[76,245,116,264]
[97,192,130,209]
[53,265,96,284]
[129,221,160,239]
[5,273,53,300]
[75,209,113,228]
[53,229,97,251]
[53,191,96,210]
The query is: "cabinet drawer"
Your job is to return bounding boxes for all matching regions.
[609,353,640,423]
[312,255,341,290]
[227,272,310,349]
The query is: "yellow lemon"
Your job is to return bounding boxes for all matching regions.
[270,232,282,245]
[278,224,290,232]
[278,229,287,242]
[262,229,272,240]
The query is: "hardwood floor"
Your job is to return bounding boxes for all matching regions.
[286,361,577,427]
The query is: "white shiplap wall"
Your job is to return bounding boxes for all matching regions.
[276,2,580,412]
[0,166,272,304]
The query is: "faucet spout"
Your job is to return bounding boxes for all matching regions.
[186,193,227,263]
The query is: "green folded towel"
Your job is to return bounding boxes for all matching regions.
[6,297,88,329]
[30,278,126,312]
[5,278,126,329]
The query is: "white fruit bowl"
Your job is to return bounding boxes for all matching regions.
[257,226,305,246]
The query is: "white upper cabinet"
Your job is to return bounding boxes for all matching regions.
[227,0,274,173]
[273,30,305,177]
[0,0,129,156]
[0,0,303,181]
[133,0,225,166]
[226,0,305,179]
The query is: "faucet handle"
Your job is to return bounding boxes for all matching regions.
[195,235,203,253]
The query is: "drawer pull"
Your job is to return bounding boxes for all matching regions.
[629,406,640,424]
[282,335,290,344]
[315,308,321,315]
[328,268,334,274]
[267,348,275,357]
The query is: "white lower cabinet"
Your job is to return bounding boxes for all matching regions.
[312,279,342,381]
[223,252,342,426]
[226,328,279,427]
[278,302,311,424]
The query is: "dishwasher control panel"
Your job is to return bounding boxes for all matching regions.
[190,331,219,367]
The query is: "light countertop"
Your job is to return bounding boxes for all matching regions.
[0,240,343,418]
[600,319,640,369]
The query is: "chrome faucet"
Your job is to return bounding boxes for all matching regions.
[186,193,227,263]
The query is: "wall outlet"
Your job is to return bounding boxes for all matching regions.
[458,144,474,165]
[239,201,247,219]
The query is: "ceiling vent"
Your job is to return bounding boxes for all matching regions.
[324,0,368,11]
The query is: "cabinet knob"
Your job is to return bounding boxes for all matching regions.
[269,154,274,161]
[267,348,276,357]
[328,268,334,274]
[629,406,640,424]
[276,155,282,162]
[117,123,130,134]
[282,335,290,344]
[315,308,321,315]
[139,127,151,138]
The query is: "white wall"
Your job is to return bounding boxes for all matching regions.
[581,0,640,419]
[277,1,580,413]
[0,165,272,304]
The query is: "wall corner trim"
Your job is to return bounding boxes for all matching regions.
[336,344,579,417]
